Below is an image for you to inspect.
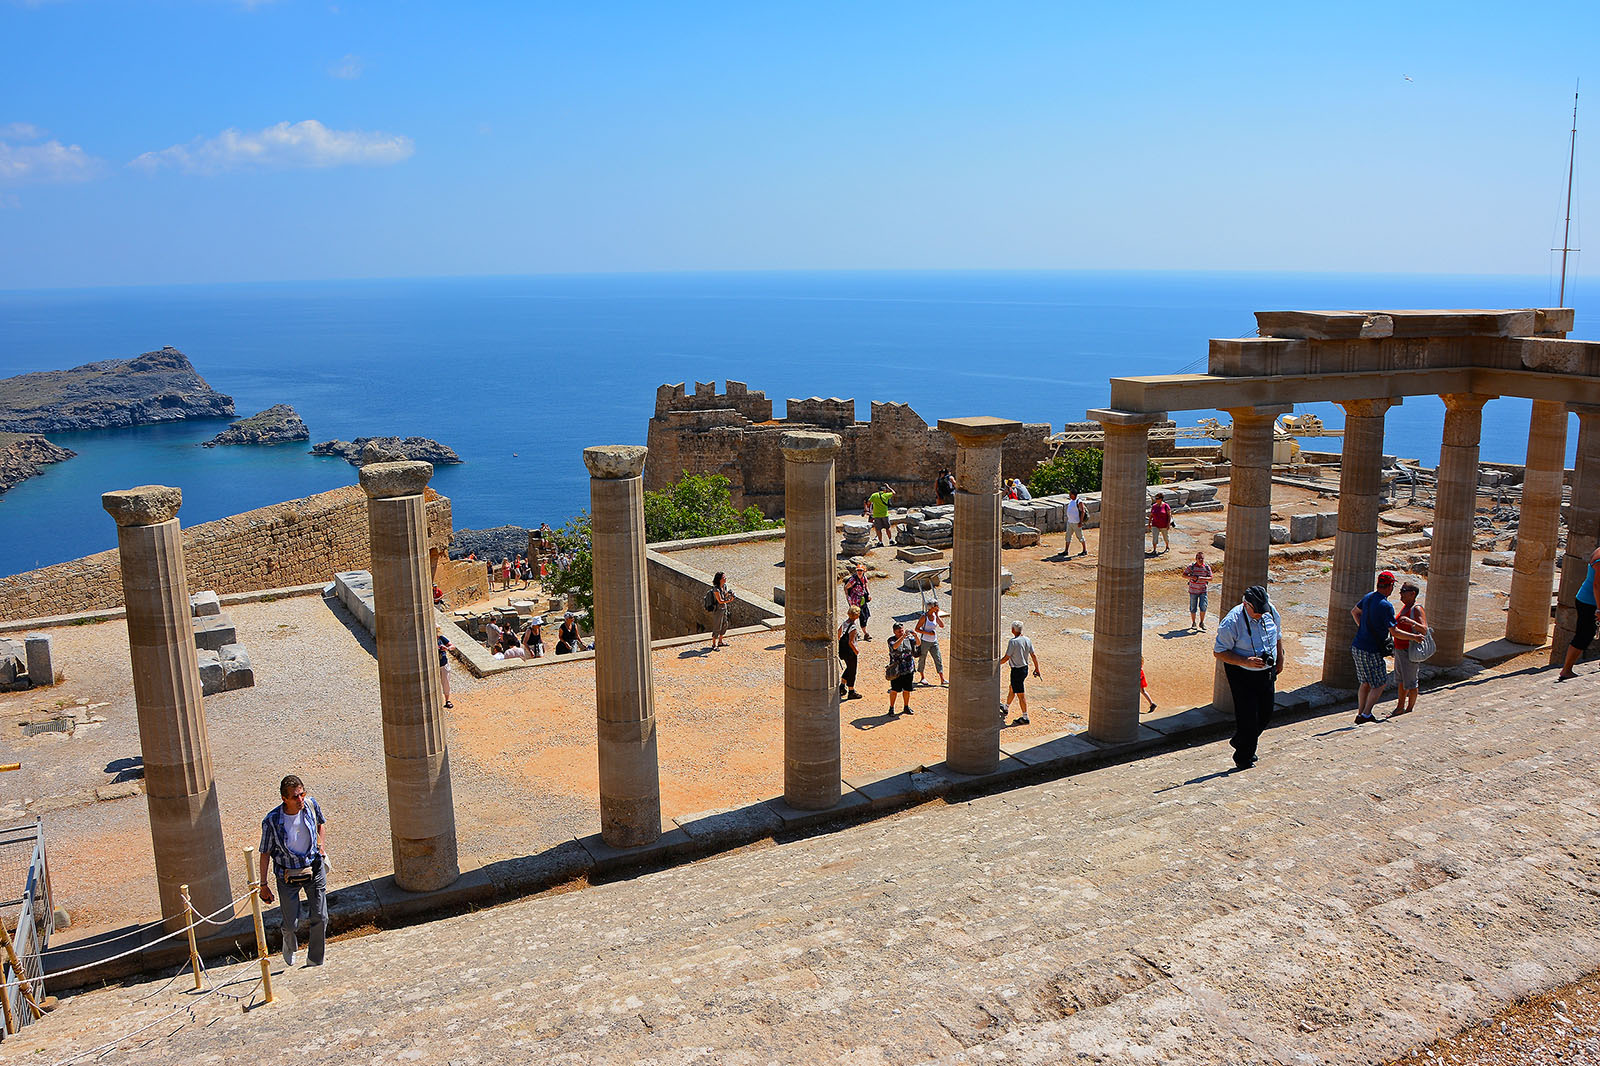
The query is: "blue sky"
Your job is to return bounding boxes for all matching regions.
[2,1,1596,288]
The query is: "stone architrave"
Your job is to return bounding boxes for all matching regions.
[360,461,460,891]
[1212,404,1292,711]
[780,431,843,809]
[584,445,663,846]
[102,486,232,931]
[1550,407,1600,664]
[1507,400,1570,645]
[936,416,1022,775]
[1321,398,1399,689]
[1087,409,1167,743]
[1427,394,1494,666]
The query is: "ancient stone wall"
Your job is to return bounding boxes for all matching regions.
[0,485,453,622]
[430,552,488,609]
[644,550,781,639]
[644,382,1054,517]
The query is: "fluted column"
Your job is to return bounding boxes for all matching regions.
[1551,407,1600,665]
[360,461,460,891]
[585,445,662,846]
[1213,405,1291,711]
[102,486,232,931]
[1321,398,1399,688]
[1508,400,1570,645]
[937,416,1021,775]
[1087,409,1166,742]
[781,432,843,809]
[1427,394,1494,666]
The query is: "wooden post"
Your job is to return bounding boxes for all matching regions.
[0,920,41,1021]
[242,847,274,1005]
[0,960,15,1034]
[180,883,202,991]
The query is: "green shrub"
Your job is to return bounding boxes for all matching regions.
[1027,450,1162,495]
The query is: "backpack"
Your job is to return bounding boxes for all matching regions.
[704,589,718,612]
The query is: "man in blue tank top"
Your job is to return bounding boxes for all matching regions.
[1558,545,1600,681]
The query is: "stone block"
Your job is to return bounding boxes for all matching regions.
[1001,524,1041,549]
[1318,512,1341,539]
[896,545,944,563]
[1000,568,1014,592]
[1001,501,1033,523]
[1269,524,1289,545]
[921,504,954,518]
[764,788,871,832]
[220,645,255,691]
[192,613,238,652]
[24,634,53,686]
[772,586,786,606]
[1289,514,1320,542]
[1184,483,1219,504]
[189,590,222,617]
[197,651,225,695]
[1212,532,1227,549]
[673,803,785,849]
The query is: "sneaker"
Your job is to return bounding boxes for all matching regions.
[284,953,296,967]
[847,691,863,700]
[903,706,914,715]
[1199,622,1206,631]
[444,701,453,709]
[1354,712,1376,724]
[1015,714,1029,725]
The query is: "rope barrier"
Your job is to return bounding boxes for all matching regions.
[24,892,253,980]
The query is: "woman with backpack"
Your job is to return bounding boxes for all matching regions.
[707,572,734,650]
[886,622,919,717]
[838,604,863,700]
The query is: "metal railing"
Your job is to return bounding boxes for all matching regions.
[0,820,53,1038]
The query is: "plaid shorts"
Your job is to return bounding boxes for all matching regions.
[1352,648,1388,687]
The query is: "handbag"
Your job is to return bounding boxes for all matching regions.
[1409,626,1437,662]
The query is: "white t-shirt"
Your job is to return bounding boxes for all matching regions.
[285,815,312,856]
[1066,499,1083,523]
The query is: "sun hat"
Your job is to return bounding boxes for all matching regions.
[1243,585,1270,612]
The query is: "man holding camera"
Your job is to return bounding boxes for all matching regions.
[1213,585,1284,771]
[257,774,329,967]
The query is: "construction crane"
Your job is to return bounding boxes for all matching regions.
[1048,413,1342,462]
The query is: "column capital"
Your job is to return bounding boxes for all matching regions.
[1569,402,1600,420]
[102,485,182,527]
[1223,403,1294,421]
[1087,408,1167,432]
[583,445,648,480]
[1338,397,1400,418]
[359,460,434,499]
[780,430,842,462]
[1440,393,1496,413]
[937,416,1022,444]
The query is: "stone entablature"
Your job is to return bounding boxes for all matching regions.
[645,381,1053,516]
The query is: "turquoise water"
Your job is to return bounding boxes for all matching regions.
[2,270,1594,577]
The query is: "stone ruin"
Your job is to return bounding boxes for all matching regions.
[0,633,54,691]
[188,590,253,695]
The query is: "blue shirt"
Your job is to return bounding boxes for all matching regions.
[1214,602,1281,670]
[259,797,325,872]
[1579,559,1597,607]
[1352,591,1396,652]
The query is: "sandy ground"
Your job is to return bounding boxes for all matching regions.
[0,482,1532,943]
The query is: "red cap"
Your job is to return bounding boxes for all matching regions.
[1377,570,1397,585]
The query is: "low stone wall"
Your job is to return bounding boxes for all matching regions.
[0,485,453,622]
[645,549,782,640]
[431,553,488,609]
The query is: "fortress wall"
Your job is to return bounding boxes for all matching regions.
[653,380,773,422]
[0,485,453,622]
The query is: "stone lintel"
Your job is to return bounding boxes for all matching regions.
[1086,408,1168,429]
[1256,311,1394,340]
[584,445,648,480]
[1257,308,1536,340]
[1223,403,1294,420]
[779,431,842,460]
[1535,308,1576,333]
[359,460,434,499]
[936,416,1023,442]
[1569,403,1600,418]
[102,485,182,526]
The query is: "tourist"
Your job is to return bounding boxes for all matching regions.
[1000,621,1041,725]
[1558,544,1600,681]
[1148,492,1173,555]
[1009,478,1032,501]
[437,626,455,709]
[256,774,328,967]
[935,468,956,505]
[1140,655,1157,713]
[433,583,445,608]
[484,618,504,651]
[1351,570,1399,723]
[1213,584,1283,770]
[1063,489,1088,557]
[556,613,587,655]
[838,604,863,700]
[914,601,946,685]
[500,558,512,588]
[708,572,734,649]
[1390,582,1429,715]
[1183,551,1214,631]
[485,558,495,590]
[886,622,919,716]
[523,616,545,658]
[843,563,873,640]
[866,483,896,547]
[496,628,529,659]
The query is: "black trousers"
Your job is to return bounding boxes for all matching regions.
[839,644,858,690]
[1224,663,1275,765]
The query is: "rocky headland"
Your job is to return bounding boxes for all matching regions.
[202,404,309,448]
[0,433,76,494]
[450,525,532,561]
[311,436,463,467]
[0,346,234,433]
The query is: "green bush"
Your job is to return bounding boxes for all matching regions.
[1027,451,1164,496]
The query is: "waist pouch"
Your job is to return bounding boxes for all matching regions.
[283,856,321,885]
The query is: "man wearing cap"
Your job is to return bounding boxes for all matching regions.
[1213,585,1284,770]
[866,484,896,547]
[1351,571,1400,723]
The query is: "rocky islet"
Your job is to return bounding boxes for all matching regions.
[200,403,309,448]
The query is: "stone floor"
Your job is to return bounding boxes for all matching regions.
[13,658,1599,1064]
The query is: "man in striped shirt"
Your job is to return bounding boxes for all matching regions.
[1183,551,1214,632]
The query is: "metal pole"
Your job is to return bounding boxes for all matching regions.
[242,847,274,1005]
[180,884,202,991]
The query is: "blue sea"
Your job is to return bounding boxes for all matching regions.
[2,270,1595,578]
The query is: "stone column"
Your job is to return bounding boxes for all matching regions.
[1321,398,1399,688]
[937,417,1022,775]
[1212,405,1291,711]
[1087,409,1167,743]
[360,461,460,891]
[781,431,843,809]
[1508,400,1570,645]
[102,486,232,931]
[1551,407,1600,664]
[1427,394,1494,666]
[585,445,662,846]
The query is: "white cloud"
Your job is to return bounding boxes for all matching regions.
[0,122,45,140]
[130,119,414,174]
[0,137,102,185]
[329,54,363,80]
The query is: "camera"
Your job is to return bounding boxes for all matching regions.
[1259,651,1275,670]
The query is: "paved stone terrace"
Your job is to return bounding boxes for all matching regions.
[15,662,1600,1064]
